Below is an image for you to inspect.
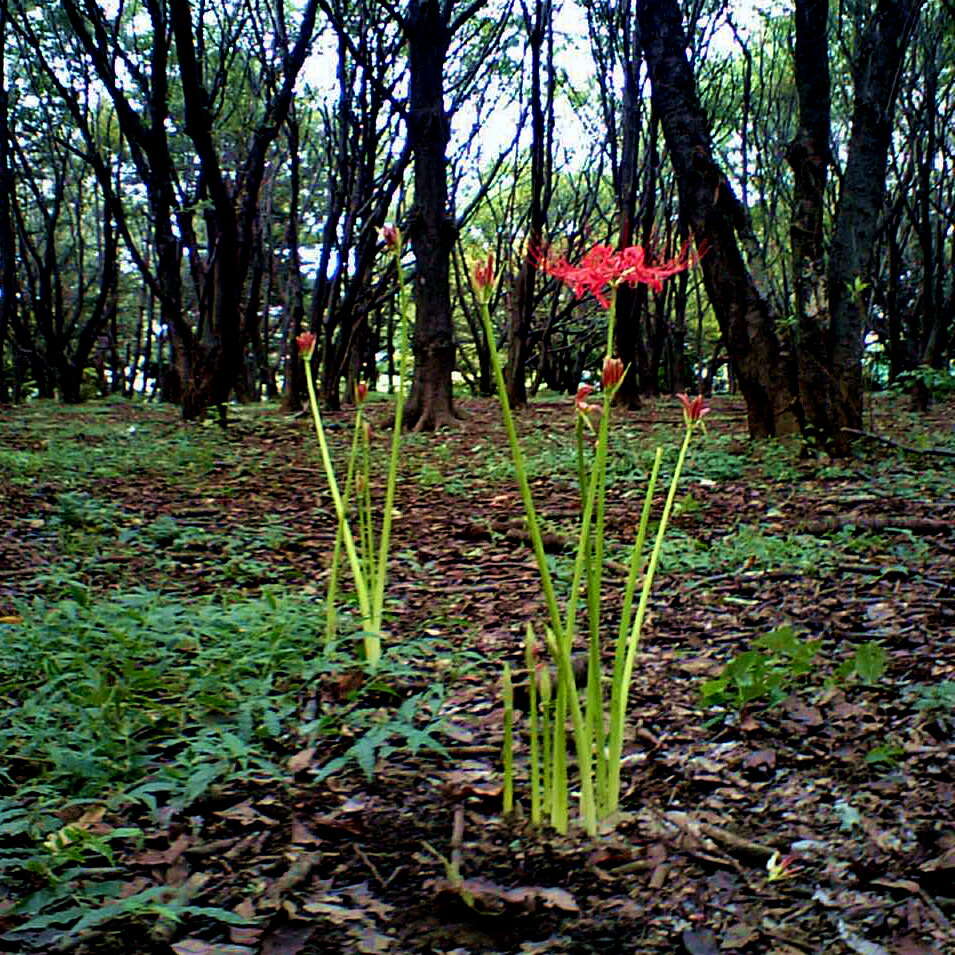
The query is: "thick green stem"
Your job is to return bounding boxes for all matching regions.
[478,300,563,640]
[324,414,365,652]
[525,625,542,826]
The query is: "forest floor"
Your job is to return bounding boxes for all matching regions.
[0,393,953,955]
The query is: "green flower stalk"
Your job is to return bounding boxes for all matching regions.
[502,662,514,816]
[299,224,411,668]
[482,239,704,834]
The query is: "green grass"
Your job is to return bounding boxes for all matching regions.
[0,585,451,948]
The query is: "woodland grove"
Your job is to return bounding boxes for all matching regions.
[0,0,952,446]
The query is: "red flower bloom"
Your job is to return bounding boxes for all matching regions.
[601,357,625,390]
[676,393,710,427]
[535,243,618,308]
[296,331,317,359]
[535,241,700,307]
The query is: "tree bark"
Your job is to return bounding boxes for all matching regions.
[787,0,837,444]
[0,0,15,403]
[613,11,644,409]
[637,0,799,438]
[505,0,552,408]
[403,0,461,430]
[827,0,921,451]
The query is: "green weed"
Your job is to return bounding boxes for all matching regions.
[700,626,887,716]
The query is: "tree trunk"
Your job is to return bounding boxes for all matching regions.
[787,0,837,445]
[0,0,15,404]
[637,0,799,438]
[827,0,921,452]
[404,0,459,430]
[506,0,552,408]
[281,113,306,413]
[613,11,643,409]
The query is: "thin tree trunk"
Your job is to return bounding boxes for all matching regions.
[0,0,15,404]
[403,0,460,430]
[637,0,799,438]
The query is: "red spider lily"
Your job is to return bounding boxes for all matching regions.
[676,393,710,427]
[534,241,699,307]
[574,384,600,416]
[296,331,317,359]
[472,252,495,292]
[379,224,400,249]
[602,357,625,390]
[355,382,368,405]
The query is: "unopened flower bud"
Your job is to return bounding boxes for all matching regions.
[676,392,711,429]
[355,381,368,404]
[296,331,316,359]
[472,253,495,300]
[574,384,600,416]
[602,356,624,390]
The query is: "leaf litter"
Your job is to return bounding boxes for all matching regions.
[0,396,952,953]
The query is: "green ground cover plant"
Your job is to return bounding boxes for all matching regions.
[0,586,451,947]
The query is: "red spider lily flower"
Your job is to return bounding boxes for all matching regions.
[535,241,701,307]
[574,384,601,416]
[379,224,400,249]
[355,382,368,405]
[602,357,625,390]
[676,393,710,428]
[535,243,618,307]
[296,331,317,359]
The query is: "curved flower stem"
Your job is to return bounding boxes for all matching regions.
[477,301,563,639]
[303,360,371,625]
[324,412,364,653]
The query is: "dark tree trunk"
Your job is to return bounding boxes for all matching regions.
[827,0,921,451]
[0,0,15,404]
[637,0,800,438]
[506,0,552,408]
[404,0,459,430]
[281,114,307,412]
[787,0,837,444]
[58,204,119,403]
[613,13,644,409]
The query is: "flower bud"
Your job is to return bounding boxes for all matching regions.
[472,253,495,295]
[676,392,711,428]
[296,331,316,359]
[574,384,600,416]
[601,356,624,390]
[355,381,368,404]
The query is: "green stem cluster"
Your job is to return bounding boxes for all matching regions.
[303,234,410,668]
[485,289,701,835]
